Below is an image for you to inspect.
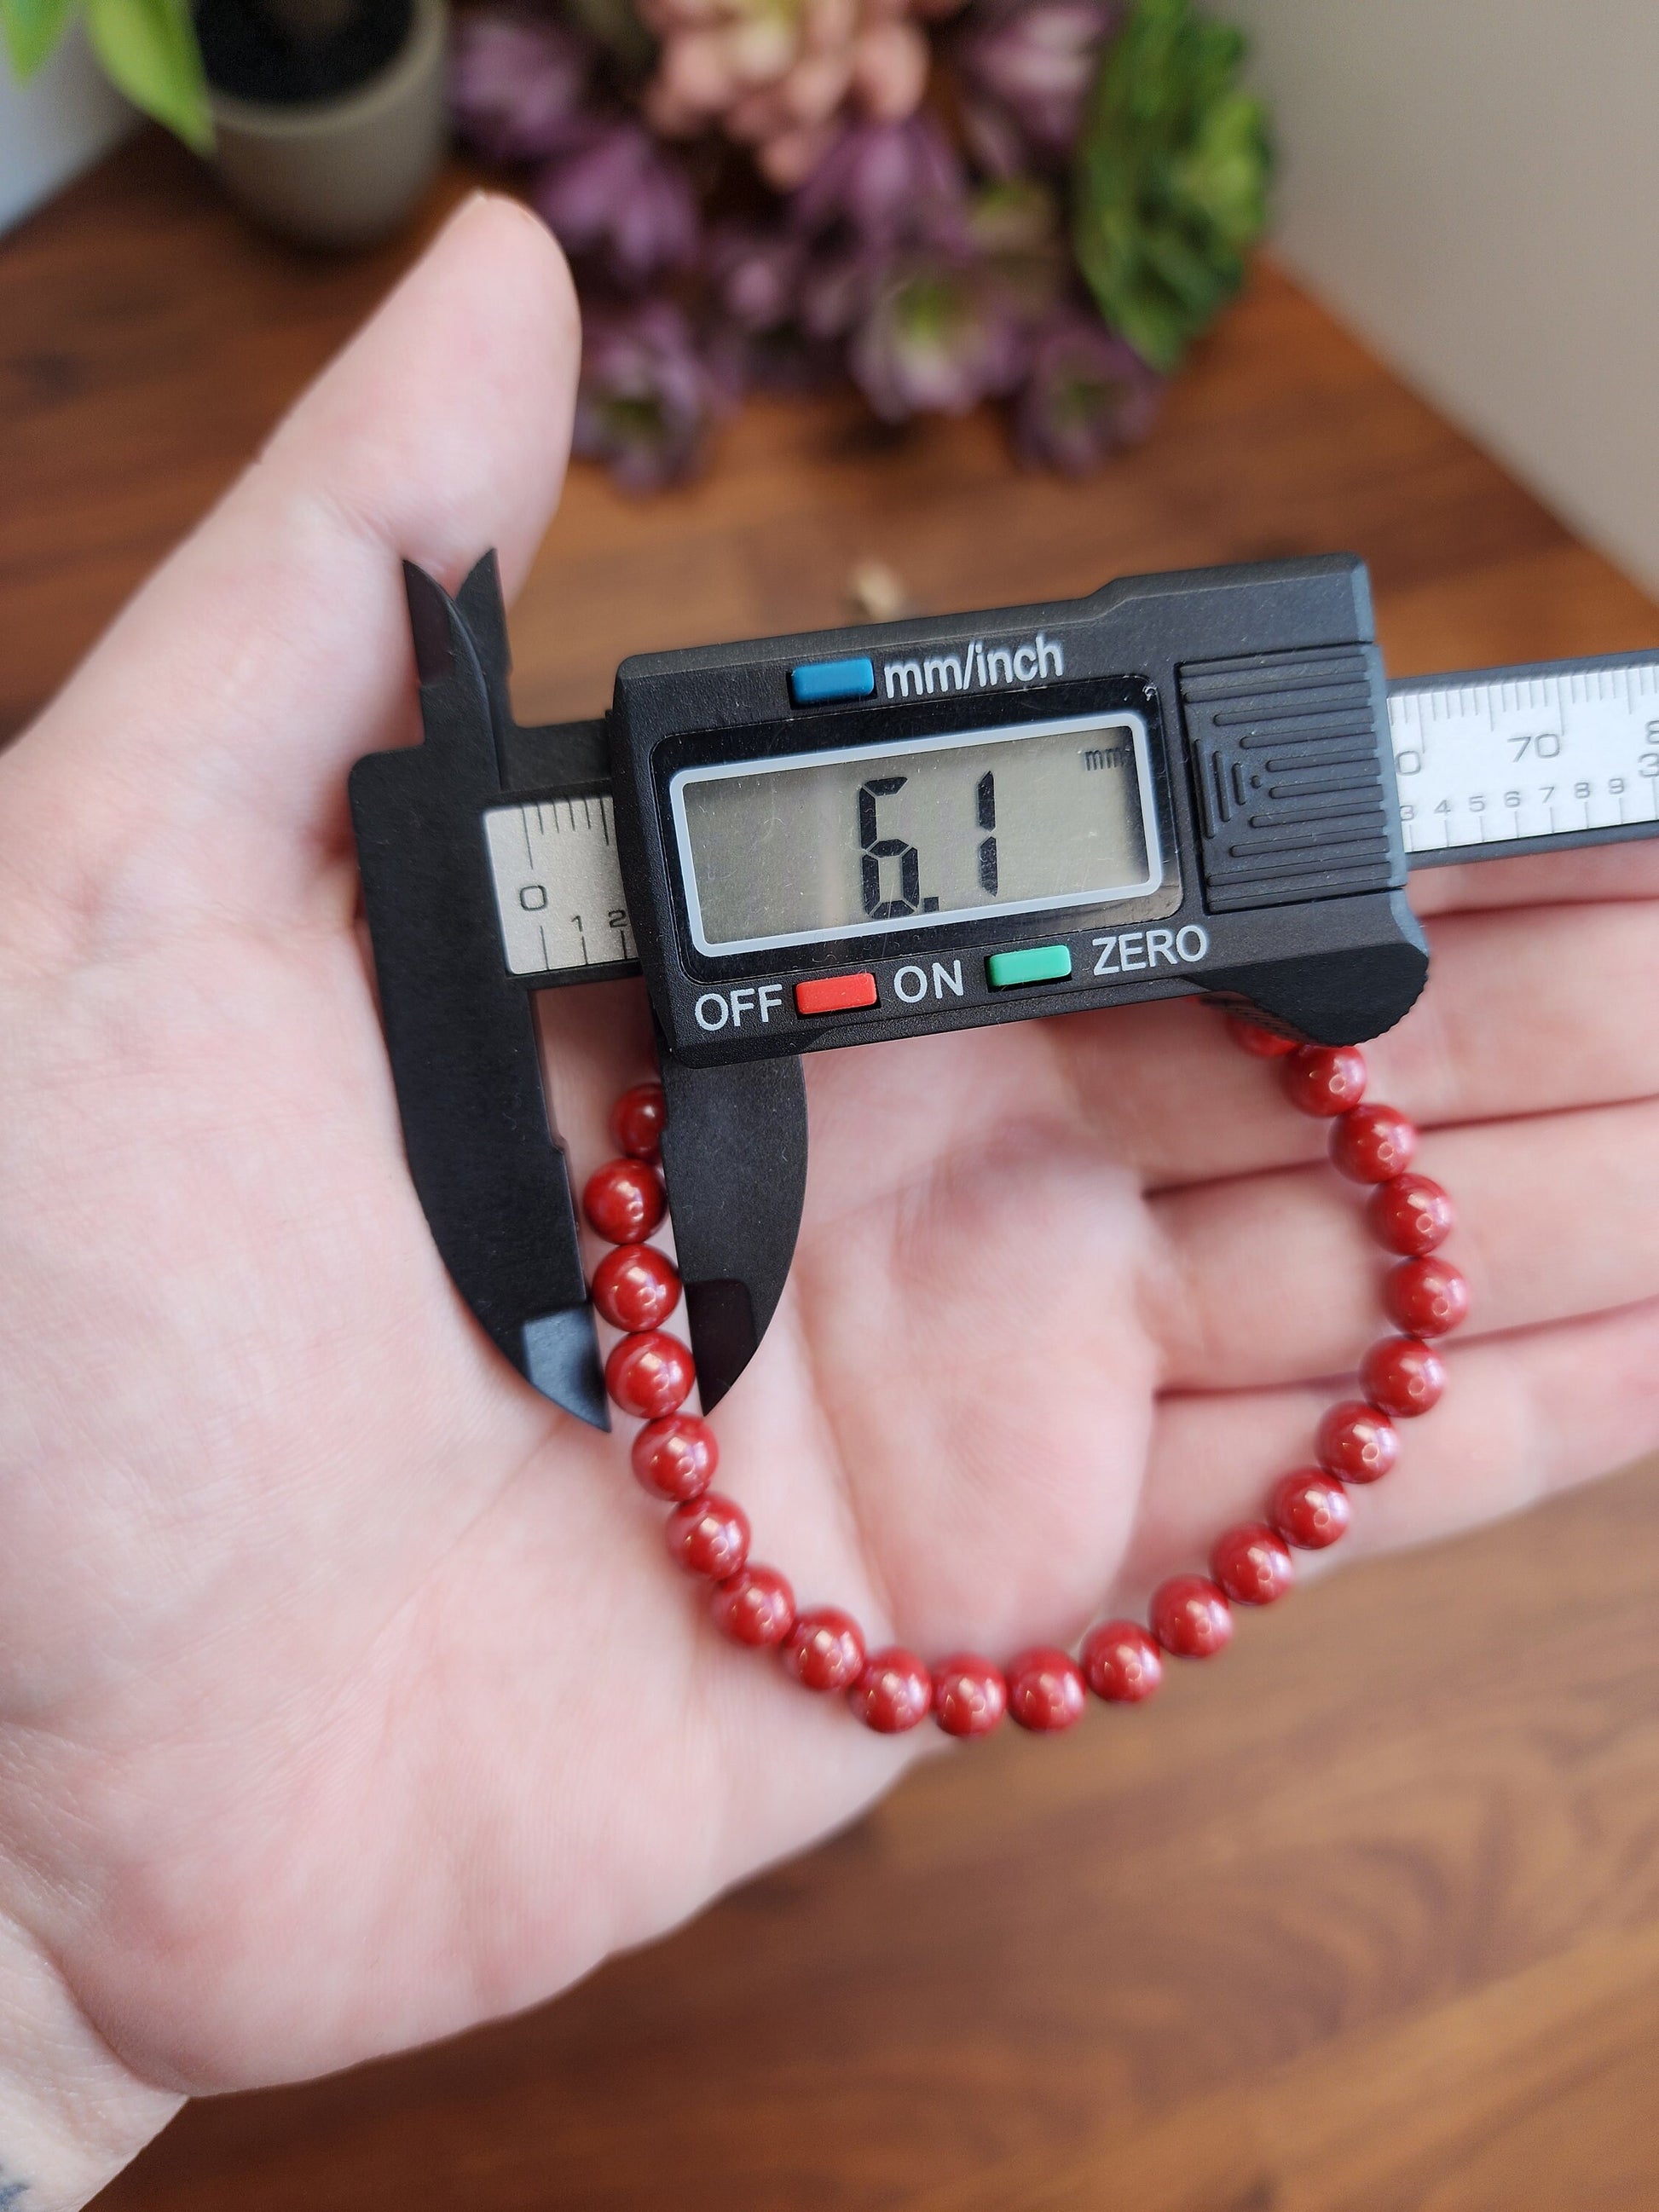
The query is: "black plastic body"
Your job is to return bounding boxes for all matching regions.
[350,559,610,1427]
[352,552,1433,1420]
[609,552,1426,1063]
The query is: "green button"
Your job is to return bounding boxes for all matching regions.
[986,944,1072,990]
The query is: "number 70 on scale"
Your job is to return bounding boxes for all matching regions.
[1387,658,1659,860]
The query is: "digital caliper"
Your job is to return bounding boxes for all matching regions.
[350,552,1659,1429]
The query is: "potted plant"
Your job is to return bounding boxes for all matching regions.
[2,0,447,245]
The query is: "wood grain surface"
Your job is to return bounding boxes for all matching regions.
[7,132,1659,2212]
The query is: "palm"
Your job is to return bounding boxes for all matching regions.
[4,203,1659,2117]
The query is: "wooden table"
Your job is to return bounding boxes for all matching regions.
[9,133,1659,2212]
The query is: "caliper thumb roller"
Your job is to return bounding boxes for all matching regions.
[350,550,1659,1426]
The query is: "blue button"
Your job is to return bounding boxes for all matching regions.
[790,656,876,707]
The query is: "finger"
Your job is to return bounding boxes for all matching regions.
[0,194,579,942]
[1147,1095,1659,1390]
[1115,1293,1659,1612]
[1410,839,1659,917]
[1050,895,1659,1190]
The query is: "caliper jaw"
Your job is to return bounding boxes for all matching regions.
[350,557,608,1428]
[656,1050,808,1410]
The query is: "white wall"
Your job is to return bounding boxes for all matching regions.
[1228,0,1659,594]
[1,26,132,235]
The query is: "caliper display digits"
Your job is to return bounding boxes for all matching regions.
[670,711,1160,954]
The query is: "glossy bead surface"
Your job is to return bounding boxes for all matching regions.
[933,1654,1009,1737]
[592,1242,681,1332]
[1081,1620,1163,1703]
[711,1564,795,1647]
[1270,1469,1351,1549]
[1150,1574,1234,1659]
[1331,1103,1418,1184]
[1284,1046,1367,1118]
[605,1330,696,1418]
[1385,1255,1470,1337]
[1226,1015,1298,1058]
[631,1412,718,1501]
[1006,1647,1087,1733]
[851,1647,934,1733]
[1211,1522,1295,1606]
[1367,1172,1454,1256]
[610,1082,667,1162]
[1361,1334,1446,1418]
[584,1158,666,1244]
[664,1493,750,1579]
[783,1608,866,1692]
[1315,1400,1399,1483]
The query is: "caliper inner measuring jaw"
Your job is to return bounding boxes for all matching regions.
[350,551,1659,1429]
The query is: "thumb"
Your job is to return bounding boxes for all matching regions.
[0,193,580,947]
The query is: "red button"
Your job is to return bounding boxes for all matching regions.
[795,971,878,1016]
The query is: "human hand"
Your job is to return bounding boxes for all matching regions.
[3,193,1657,2209]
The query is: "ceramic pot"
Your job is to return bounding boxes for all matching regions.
[206,0,447,250]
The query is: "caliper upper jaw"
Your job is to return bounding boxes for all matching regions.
[348,558,609,1429]
[656,1048,810,1411]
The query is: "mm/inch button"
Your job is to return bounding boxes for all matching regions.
[986,944,1072,990]
[795,971,879,1016]
[789,656,876,707]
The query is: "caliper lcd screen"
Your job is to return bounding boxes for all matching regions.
[670,709,1162,956]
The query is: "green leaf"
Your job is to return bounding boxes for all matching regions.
[84,0,212,150]
[3,0,78,79]
[1072,0,1271,374]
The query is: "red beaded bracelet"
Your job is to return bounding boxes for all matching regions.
[580,1019,1465,1739]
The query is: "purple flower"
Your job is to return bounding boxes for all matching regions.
[449,11,592,165]
[957,0,1119,176]
[789,117,969,252]
[705,223,809,332]
[849,258,1028,421]
[797,241,891,340]
[533,123,701,289]
[1012,307,1161,472]
[574,301,727,491]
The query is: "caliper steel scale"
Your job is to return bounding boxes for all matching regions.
[350,552,1659,1429]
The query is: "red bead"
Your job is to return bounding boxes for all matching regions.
[592,1242,681,1332]
[1081,1620,1163,1703]
[1226,1015,1298,1058]
[605,1330,696,1418]
[711,1564,795,1647]
[1367,1172,1454,1256]
[851,1648,934,1733]
[1005,1647,1087,1733]
[665,1493,749,1579]
[1283,1046,1367,1118]
[1385,1255,1469,1337]
[783,1608,866,1693]
[1361,1335,1446,1418]
[631,1412,718,1501]
[610,1082,667,1163]
[1149,1574,1234,1659]
[1330,1103,1418,1184]
[1269,1469,1351,1549]
[932,1654,1009,1737]
[1211,1522,1295,1606]
[1315,1400,1399,1484]
[583,1158,666,1245]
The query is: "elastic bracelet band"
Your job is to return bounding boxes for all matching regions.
[577,1019,1465,1738]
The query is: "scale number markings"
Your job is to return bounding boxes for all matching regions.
[484,794,635,977]
[1389,661,1659,858]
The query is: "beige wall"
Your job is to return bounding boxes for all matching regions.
[1,29,132,236]
[1228,0,1659,593]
